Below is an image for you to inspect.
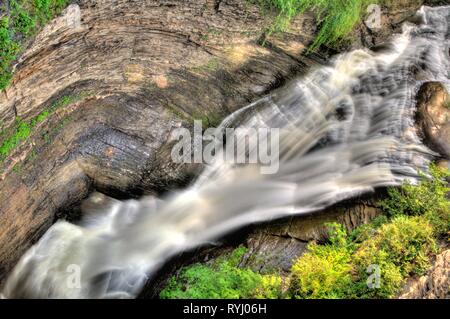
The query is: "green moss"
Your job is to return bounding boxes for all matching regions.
[445,98,450,110]
[192,110,224,128]
[160,247,285,299]
[0,118,31,160]
[0,93,88,163]
[165,103,224,128]
[191,58,221,74]
[42,115,73,144]
[200,28,223,42]
[205,58,220,71]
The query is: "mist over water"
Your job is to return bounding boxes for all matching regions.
[3,5,449,299]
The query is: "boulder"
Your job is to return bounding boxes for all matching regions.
[416,82,450,158]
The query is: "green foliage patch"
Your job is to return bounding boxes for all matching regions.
[0,16,20,90]
[290,224,353,299]
[160,247,285,299]
[289,165,448,299]
[380,165,450,235]
[0,0,69,90]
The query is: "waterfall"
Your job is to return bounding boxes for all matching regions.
[2,5,449,299]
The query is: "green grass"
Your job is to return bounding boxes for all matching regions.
[0,92,88,163]
[252,0,388,50]
[0,0,69,90]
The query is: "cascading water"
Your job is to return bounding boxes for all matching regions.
[2,5,449,299]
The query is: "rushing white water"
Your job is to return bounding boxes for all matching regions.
[2,5,449,299]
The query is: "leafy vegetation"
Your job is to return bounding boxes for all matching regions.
[290,216,438,299]
[379,165,450,235]
[160,247,285,299]
[160,165,449,299]
[251,0,406,50]
[350,215,437,298]
[289,165,449,299]
[290,224,353,298]
[0,16,20,90]
[0,0,69,90]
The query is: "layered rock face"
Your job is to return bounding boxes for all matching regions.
[0,0,427,290]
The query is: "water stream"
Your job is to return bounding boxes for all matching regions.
[2,5,449,299]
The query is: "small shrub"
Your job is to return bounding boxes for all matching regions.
[253,275,286,299]
[289,215,438,299]
[350,215,389,243]
[289,223,354,299]
[380,165,450,236]
[290,244,353,298]
[351,216,437,298]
